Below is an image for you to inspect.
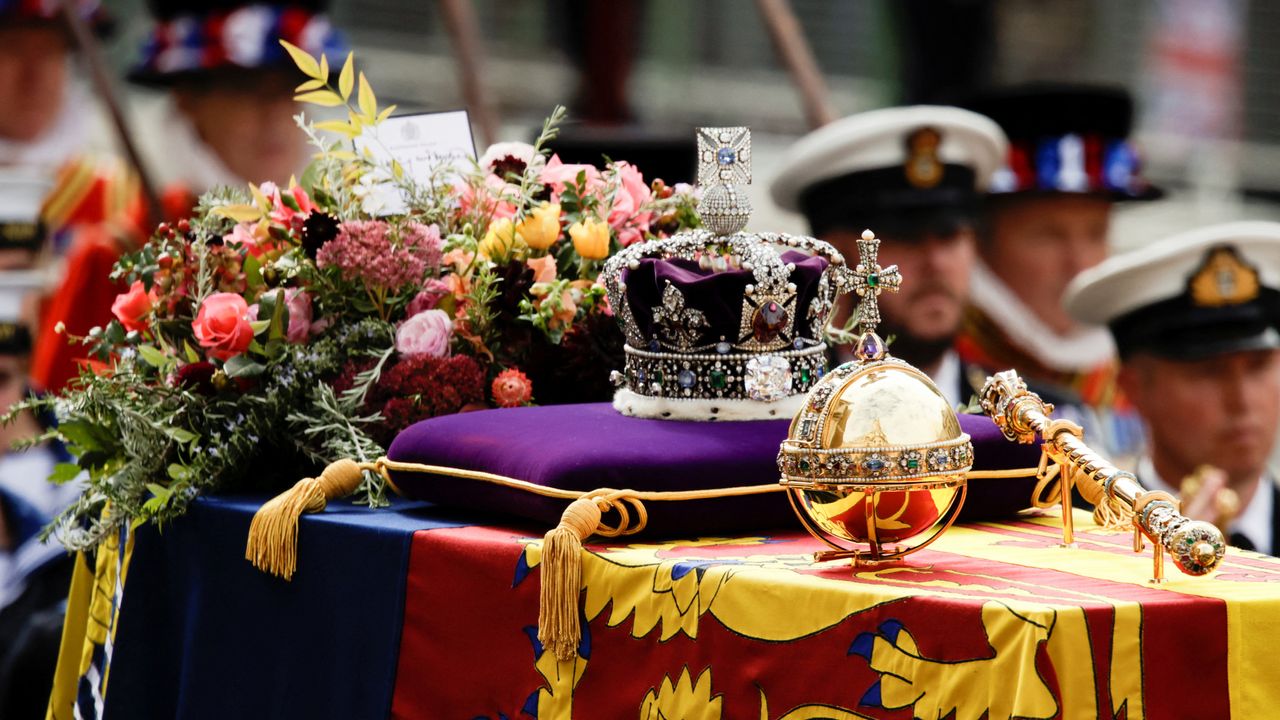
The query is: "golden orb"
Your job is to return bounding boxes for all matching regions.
[778,356,971,565]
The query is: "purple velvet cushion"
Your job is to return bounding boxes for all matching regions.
[387,403,1042,536]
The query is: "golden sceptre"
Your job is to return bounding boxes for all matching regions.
[980,370,1226,580]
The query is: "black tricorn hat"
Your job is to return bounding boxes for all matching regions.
[127,0,346,87]
[961,83,1162,201]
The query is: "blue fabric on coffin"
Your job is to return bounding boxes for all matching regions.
[103,495,468,720]
[385,402,1044,536]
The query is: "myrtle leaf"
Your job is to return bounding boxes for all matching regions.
[357,72,377,121]
[315,120,358,138]
[338,51,355,101]
[294,90,345,107]
[249,182,271,210]
[280,40,323,80]
[295,78,325,92]
[210,204,263,222]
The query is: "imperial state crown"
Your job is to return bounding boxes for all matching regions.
[605,127,854,421]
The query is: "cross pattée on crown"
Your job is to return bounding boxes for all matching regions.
[850,229,901,359]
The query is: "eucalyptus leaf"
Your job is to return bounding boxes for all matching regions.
[223,355,266,378]
[162,427,197,444]
[48,462,83,484]
[137,344,172,369]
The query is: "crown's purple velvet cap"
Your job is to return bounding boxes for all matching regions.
[622,250,829,348]
[387,403,1043,537]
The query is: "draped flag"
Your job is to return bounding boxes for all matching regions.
[46,525,134,720]
[394,510,1280,719]
[80,499,1280,718]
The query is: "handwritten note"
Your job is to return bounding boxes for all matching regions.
[353,110,476,215]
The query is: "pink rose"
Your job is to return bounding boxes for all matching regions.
[224,222,274,258]
[608,161,653,242]
[262,181,316,226]
[457,175,517,221]
[617,227,645,247]
[396,309,453,358]
[248,289,316,344]
[539,155,602,201]
[112,280,152,332]
[406,279,452,317]
[193,292,254,361]
[283,288,313,343]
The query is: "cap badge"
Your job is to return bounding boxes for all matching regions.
[1189,245,1259,307]
[904,127,943,189]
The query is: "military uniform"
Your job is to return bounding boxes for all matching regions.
[955,85,1162,463]
[33,0,346,393]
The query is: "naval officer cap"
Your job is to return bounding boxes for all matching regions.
[771,106,1006,239]
[1064,221,1280,361]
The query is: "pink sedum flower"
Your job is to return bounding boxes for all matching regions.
[316,220,443,291]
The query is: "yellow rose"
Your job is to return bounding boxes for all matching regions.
[479,218,518,261]
[569,218,610,260]
[517,202,562,252]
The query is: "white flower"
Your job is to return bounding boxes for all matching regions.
[478,142,544,180]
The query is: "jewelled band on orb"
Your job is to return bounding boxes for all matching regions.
[778,434,973,486]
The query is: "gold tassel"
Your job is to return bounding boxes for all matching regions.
[537,496,602,661]
[245,458,364,580]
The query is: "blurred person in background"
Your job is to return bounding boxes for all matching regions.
[35,0,348,392]
[0,282,79,720]
[0,0,140,261]
[955,84,1162,463]
[771,106,1006,407]
[1065,222,1280,555]
[127,0,348,191]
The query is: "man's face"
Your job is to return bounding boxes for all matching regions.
[982,194,1112,335]
[1120,348,1280,487]
[174,72,307,185]
[0,24,70,143]
[0,353,26,417]
[826,226,976,346]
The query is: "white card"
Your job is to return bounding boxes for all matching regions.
[352,110,477,215]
